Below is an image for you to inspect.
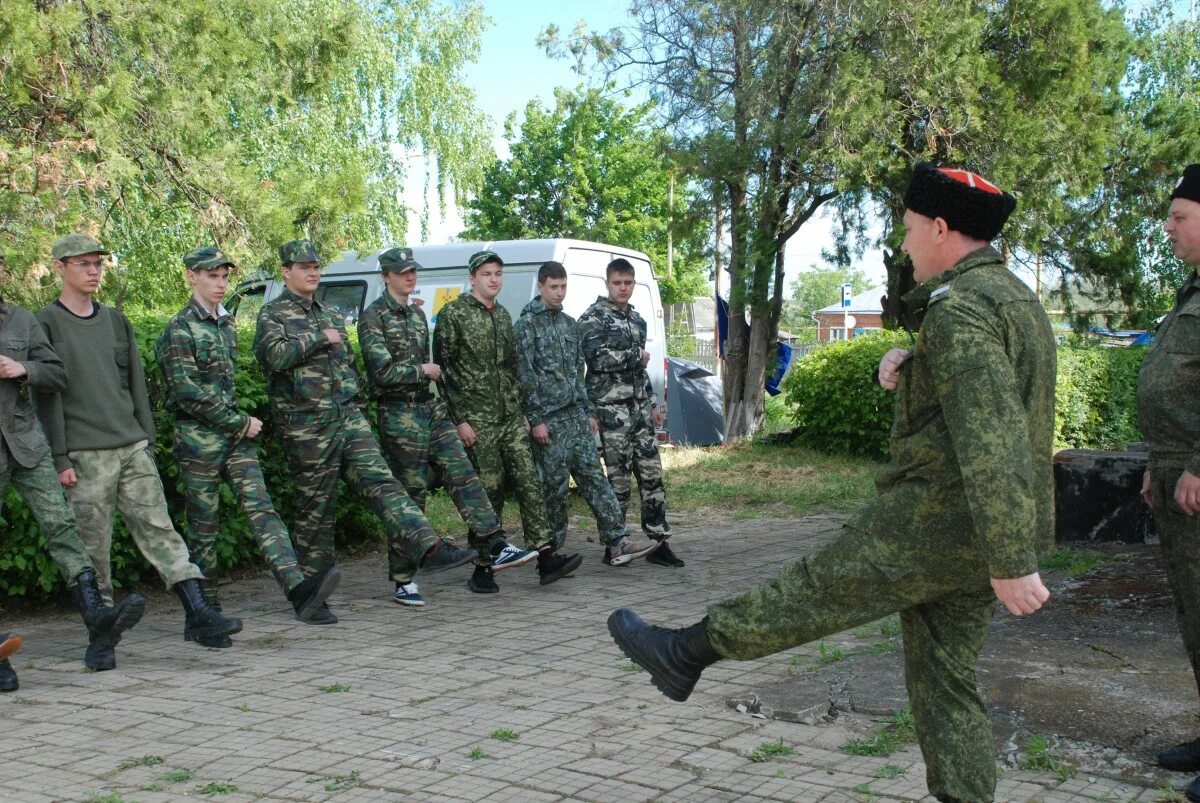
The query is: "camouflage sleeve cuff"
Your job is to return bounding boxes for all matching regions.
[53,454,72,473]
[988,550,1040,581]
[1188,454,1200,479]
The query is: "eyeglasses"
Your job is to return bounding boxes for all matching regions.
[64,259,106,271]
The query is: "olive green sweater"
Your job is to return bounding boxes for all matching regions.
[35,302,155,471]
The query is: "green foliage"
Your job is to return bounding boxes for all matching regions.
[318,683,352,694]
[666,319,698,359]
[781,339,1145,462]
[0,317,385,601]
[817,640,846,664]
[194,780,238,796]
[781,332,911,459]
[874,764,906,780]
[1055,347,1144,450]
[0,0,492,313]
[1039,547,1113,576]
[117,755,165,771]
[1019,734,1076,781]
[462,85,709,304]
[490,728,520,742]
[841,706,917,757]
[748,738,794,763]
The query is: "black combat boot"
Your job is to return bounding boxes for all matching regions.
[1160,737,1200,772]
[645,540,685,568]
[287,566,343,622]
[70,570,147,671]
[0,632,22,692]
[606,609,722,702]
[536,546,583,586]
[468,565,499,594]
[418,539,477,573]
[1186,775,1200,803]
[174,579,243,644]
[191,583,233,648]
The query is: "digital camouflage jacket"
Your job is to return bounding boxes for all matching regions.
[513,296,591,426]
[156,298,250,437]
[871,246,1056,580]
[433,292,522,427]
[253,288,360,420]
[1138,272,1200,475]
[357,291,435,403]
[577,295,656,408]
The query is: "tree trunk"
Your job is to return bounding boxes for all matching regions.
[881,247,914,330]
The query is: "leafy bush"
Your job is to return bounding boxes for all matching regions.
[781,334,1146,461]
[781,332,911,459]
[0,313,385,601]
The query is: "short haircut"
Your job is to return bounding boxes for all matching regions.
[607,258,635,278]
[538,261,567,284]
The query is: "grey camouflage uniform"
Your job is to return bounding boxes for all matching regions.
[514,296,628,548]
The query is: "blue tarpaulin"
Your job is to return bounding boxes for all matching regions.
[716,295,793,396]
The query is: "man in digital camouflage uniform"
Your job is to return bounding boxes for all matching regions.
[609,163,1056,803]
[579,260,683,567]
[1138,164,1200,803]
[0,246,145,681]
[254,240,474,622]
[38,233,239,661]
[156,245,341,643]
[357,246,536,607]
[514,260,657,566]
[433,249,582,593]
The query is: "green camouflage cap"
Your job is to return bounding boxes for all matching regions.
[379,247,421,274]
[468,249,503,274]
[279,239,320,265]
[52,233,109,262]
[183,245,235,272]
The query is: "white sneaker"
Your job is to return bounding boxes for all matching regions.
[393,582,426,607]
[491,543,538,572]
[607,537,661,567]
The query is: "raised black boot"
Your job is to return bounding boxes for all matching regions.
[1160,737,1200,772]
[607,609,722,702]
[287,566,343,622]
[0,632,22,692]
[536,546,582,586]
[191,583,232,648]
[70,570,147,671]
[175,579,242,644]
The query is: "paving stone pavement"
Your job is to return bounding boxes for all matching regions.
[0,515,1165,802]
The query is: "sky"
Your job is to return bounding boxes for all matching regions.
[402,0,890,294]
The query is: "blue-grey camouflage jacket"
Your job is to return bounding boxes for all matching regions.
[514,296,591,426]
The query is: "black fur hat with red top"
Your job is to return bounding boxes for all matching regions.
[903,162,1017,242]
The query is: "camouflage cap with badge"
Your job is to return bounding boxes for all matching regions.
[468,249,503,274]
[279,240,320,265]
[379,247,421,274]
[52,233,109,262]
[183,245,236,272]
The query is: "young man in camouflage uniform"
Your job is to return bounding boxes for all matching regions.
[579,260,683,567]
[357,246,536,606]
[254,240,474,621]
[609,163,1056,803]
[1,246,145,679]
[433,250,582,593]
[36,233,241,659]
[1137,164,1200,802]
[514,261,658,565]
[156,246,342,642]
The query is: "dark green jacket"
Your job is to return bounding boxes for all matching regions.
[514,296,591,425]
[0,299,66,471]
[869,246,1056,580]
[433,292,521,427]
[1138,273,1200,474]
[357,291,433,402]
[253,288,360,421]
[156,298,249,437]
[578,295,656,408]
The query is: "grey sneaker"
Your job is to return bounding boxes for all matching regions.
[607,536,661,566]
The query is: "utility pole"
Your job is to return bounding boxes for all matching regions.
[666,169,674,280]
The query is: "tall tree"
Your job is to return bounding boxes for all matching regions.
[0,0,492,311]
[461,85,709,303]
[549,0,1131,441]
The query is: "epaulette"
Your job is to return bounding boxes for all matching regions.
[929,284,951,304]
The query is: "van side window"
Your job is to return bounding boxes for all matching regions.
[230,284,266,322]
[318,281,368,324]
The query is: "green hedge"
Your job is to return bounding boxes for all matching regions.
[0,313,385,600]
[781,335,1146,461]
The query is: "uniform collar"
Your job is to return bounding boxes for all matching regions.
[188,296,229,322]
[383,290,419,315]
[596,295,633,317]
[462,292,495,312]
[901,246,1003,310]
[281,287,321,311]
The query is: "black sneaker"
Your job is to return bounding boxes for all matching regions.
[537,548,583,586]
[468,565,499,594]
[288,566,343,622]
[420,539,477,574]
[306,603,339,625]
[646,541,685,568]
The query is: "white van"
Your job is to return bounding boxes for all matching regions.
[230,238,669,430]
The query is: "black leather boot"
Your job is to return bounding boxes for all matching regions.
[536,547,582,586]
[70,570,146,671]
[1186,774,1200,803]
[191,583,232,648]
[1160,737,1200,772]
[607,609,722,702]
[287,566,343,622]
[175,579,242,644]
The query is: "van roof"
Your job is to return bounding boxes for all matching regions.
[321,238,656,276]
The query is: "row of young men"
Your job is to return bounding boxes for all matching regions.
[0,235,682,690]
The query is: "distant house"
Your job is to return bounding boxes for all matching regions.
[813,285,887,342]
